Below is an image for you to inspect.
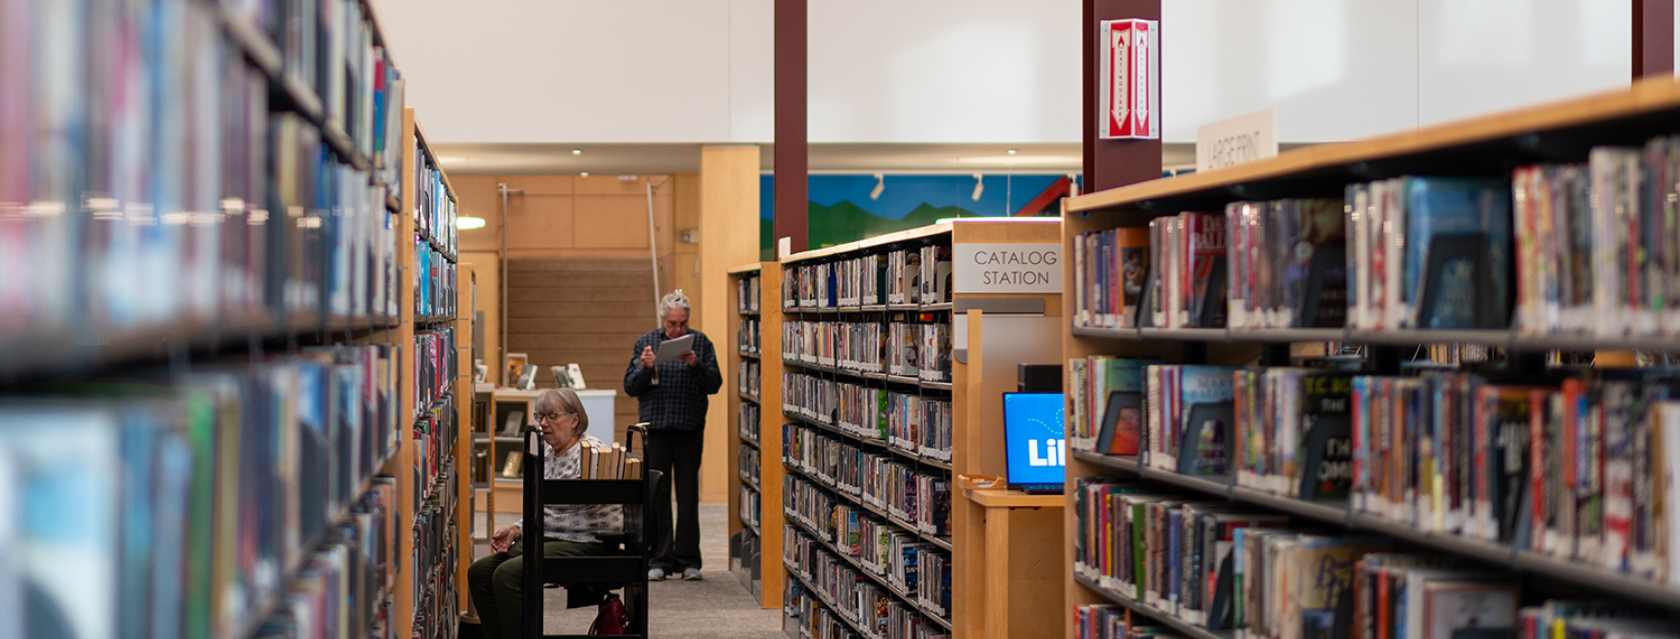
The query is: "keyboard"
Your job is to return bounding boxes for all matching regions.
[1011,483,1064,495]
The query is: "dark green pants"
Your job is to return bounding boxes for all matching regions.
[467,538,611,639]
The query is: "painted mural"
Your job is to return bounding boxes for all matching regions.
[759,174,1078,251]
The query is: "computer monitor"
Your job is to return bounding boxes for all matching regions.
[1002,392,1066,493]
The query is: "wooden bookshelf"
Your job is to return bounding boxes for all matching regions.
[397,106,468,639]
[728,263,785,607]
[1060,75,1680,639]
[775,219,1065,638]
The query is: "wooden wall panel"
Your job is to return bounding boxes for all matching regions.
[453,175,502,254]
[576,175,650,195]
[504,256,658,444]
[505,195,577,250]
[502,175,576,196]
[572,195,650,249]
[672,173,702,328]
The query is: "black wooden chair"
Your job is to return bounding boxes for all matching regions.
[521,423,665,639]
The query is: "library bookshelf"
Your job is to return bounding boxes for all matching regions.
[401,107,471,639]
[774,219,1064,639]
[1060,75,1680,639]
[0,0,469,630]
[729,262,785,607]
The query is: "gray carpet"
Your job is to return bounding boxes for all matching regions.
[469,501,786,638]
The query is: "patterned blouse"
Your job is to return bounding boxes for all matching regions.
[512,434,622,543]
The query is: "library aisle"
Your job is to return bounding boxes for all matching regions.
[476,503,784,638]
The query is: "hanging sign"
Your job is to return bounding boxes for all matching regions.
[1098,18,1160,140]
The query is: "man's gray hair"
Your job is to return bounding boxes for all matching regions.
[659,289,691,319]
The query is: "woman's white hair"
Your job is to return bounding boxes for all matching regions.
[659,289,691,319]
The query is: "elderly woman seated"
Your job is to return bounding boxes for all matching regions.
[467,387,620,639]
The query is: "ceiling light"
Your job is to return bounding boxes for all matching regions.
[971,174,984,201]
[580,171,590,177]
[572,149,583,155]
[870,173,885,200]
[456,216,487,230]
[1006,149,1018,155]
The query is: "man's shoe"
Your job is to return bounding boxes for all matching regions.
[648,567,666,581]
[682,568,703,581]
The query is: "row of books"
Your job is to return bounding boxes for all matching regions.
[1075,177,1516,332]
[885,394,954,463]
[739,317,761,354]
[1513,139,1680,338]
[411,497,459,639]
[412,152,457,258]
[226,0,404,168]
[0,345,403,639]
[783,319,878,374]
[250,481,400,639]
[740,485,760,529]
[783,421,952,539]
[783,578,861,639]
[1075,480,1518,639]
[0,0,410,340]
[783,245,955,310]
[740,360,761,398]
[1073,226,1151,329]
[738,274,762,313]
[413,395,457,505]
[740,444,762,488]
[414,237,457,319]
[1073,604,1188,639]
[782,373,955,460]
[784,469,952,618]
[740,401,761,444]
[414,328,456,411]
[575,438,641,480]
[783,520,950,634]
[1071,356,1680,587]
[1227,199,1347,329]
[782,318,954,383]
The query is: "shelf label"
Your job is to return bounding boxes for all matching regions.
[1196,108,1277,172]
[1098,18,1159,140]
[953,244,1062,294]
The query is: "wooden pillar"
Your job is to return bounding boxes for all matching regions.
[774,0,808,254]
[1083,0,1163,192]
[1634,0,1674,78]
[699,145,761,503]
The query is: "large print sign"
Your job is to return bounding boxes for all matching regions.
[1098,18,1159,140]
[953,244,1062,294]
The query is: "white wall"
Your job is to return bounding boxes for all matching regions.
[1163,0,1630,143]
[370,0,737,143]
[374,0,1633,146]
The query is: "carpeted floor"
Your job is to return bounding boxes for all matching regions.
[468,501,787,639]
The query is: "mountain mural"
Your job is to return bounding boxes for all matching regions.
[759,200,987,252]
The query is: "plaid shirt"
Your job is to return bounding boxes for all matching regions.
[622,327,722,431]
[513,434,622,543]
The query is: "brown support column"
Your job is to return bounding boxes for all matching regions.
[1083,0,1163,192]
[774,0,809,254]
[1635,0,1674,78]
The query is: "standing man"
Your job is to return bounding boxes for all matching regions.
[624,290,722,581]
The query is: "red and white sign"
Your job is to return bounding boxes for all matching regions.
[1098,19,1159,140]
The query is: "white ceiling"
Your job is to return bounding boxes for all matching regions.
[432,142,1204,176]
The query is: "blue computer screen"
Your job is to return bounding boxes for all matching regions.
[1003,392,1066,485]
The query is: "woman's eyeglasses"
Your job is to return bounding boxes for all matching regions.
[535,411,565,423]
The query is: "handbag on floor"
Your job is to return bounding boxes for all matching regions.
[588,592,630,635]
